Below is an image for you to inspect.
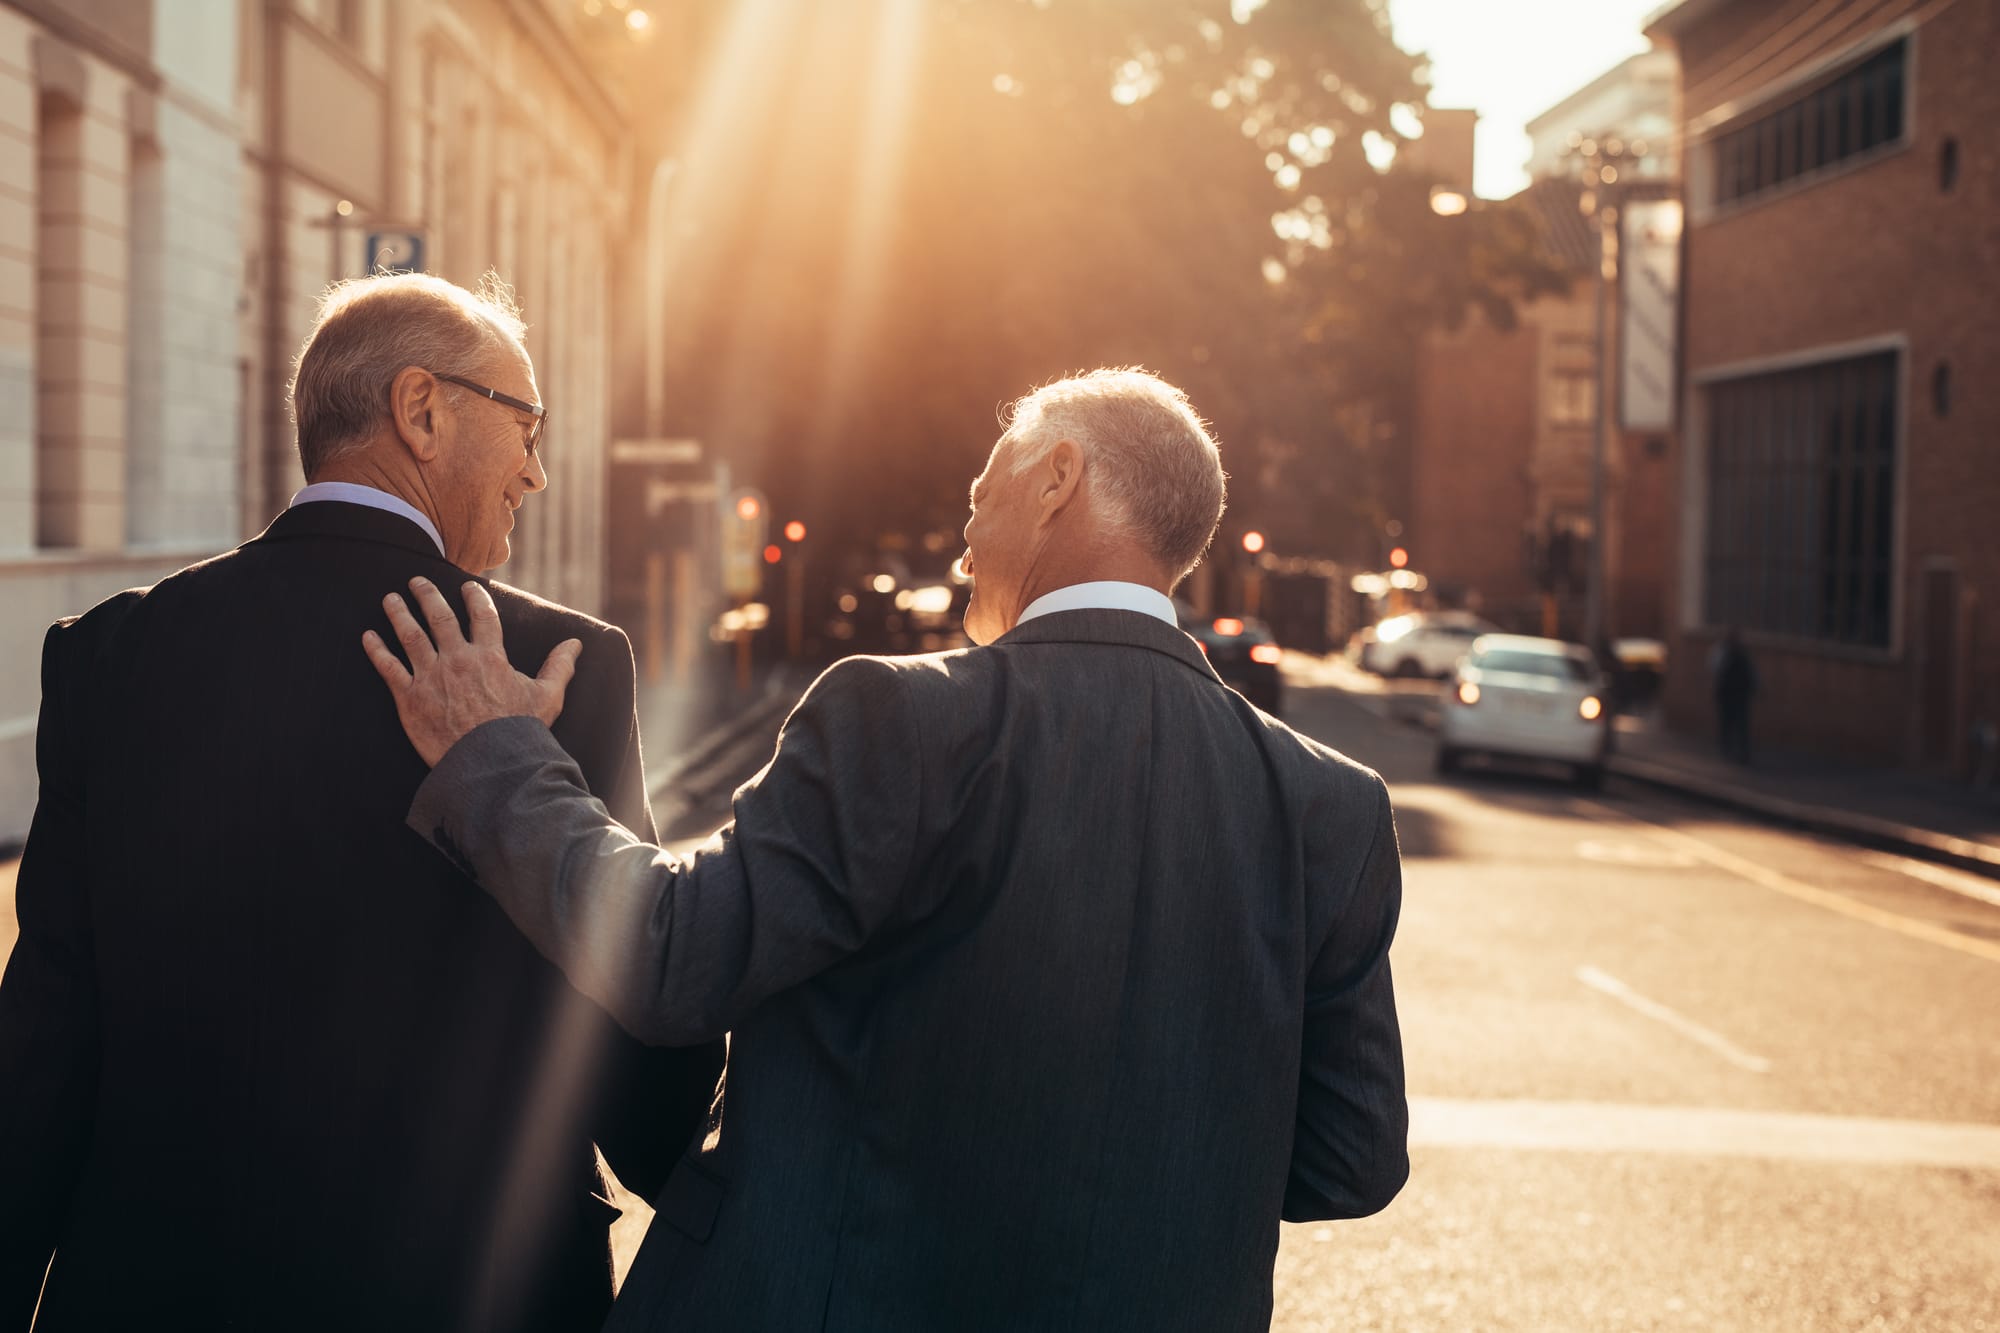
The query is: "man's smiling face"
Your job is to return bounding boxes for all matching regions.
[432,345,546,573]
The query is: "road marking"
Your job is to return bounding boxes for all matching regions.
[1579,798,2000,966]
[1576,965,1772,1073]
[1575,839,1699,868]
[1410,1097,2000,1170]
[1857,848,2000,910]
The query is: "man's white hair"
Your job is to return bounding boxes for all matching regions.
[289,271,527,478]
[1002,367,1227,582]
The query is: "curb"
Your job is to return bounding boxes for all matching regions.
[1608,753,2000,883]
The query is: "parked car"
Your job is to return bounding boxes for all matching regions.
[1436,634,1611,788]
[1357,611,1501,679]
[1175,602,1283,713]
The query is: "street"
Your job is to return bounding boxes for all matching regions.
[4,662,1993,1327]
[1275,664,2000,1331]
[619,659,2000,1328]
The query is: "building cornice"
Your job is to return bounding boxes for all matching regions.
[9,0,161,94]
[1643,0,1732,42]
[500,0,628,144]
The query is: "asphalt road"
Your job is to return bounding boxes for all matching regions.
[621,658,2000,1329]
[8,654,1986,1325]
[1271,661,2000,1332]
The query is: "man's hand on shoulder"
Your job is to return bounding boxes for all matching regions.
[362,576,580,766]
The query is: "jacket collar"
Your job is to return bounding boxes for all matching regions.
[250,499,463,567]
[994,607,1222,685]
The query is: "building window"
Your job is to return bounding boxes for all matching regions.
[1702,350,1897,648]
[1712,37,1907,207]
[1547,371,1595,427]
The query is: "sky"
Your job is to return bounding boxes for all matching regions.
[1384,0,1666,198]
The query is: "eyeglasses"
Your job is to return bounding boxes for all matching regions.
[433,372,547,457]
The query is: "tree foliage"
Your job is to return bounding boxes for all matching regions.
[645,0,1566,562]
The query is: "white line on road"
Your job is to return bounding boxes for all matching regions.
[1575,965,1772,1073]
[1856,848,2000,910]
[1410,1097,2000,1169]
[1578,798,2000,966]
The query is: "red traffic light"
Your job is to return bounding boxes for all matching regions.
[762,544,782,564]
[1389,546,1409,569]
[784,520,807,543]
[1241,531,1266,554]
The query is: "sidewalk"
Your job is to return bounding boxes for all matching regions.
[1609,715,2000,879]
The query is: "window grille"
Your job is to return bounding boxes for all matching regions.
[1702,351,1897,647]
[1712,38,1907,207]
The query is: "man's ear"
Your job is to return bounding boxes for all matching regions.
[1036,438,1085,525]
[388,365,445,463]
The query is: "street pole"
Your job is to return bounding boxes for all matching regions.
[1587,199,1613,654]
[787,554,805,659]
[1564,131,1645,655]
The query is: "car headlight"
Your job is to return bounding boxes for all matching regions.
[1456,681,1480,706]
[1579,695,1604,721]
[1249,643,1281,665]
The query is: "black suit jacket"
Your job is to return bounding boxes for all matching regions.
[0,502,723,1332]
[411,608,1409,1331]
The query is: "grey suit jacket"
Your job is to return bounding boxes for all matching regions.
[411,608,1408,1331]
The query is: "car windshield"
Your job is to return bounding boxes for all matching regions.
[1473,649,1593,682]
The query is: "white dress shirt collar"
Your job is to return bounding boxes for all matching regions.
[1015,580,1178,629]
[289,481,446,557]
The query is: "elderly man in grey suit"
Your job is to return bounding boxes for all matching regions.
[363,368,1408,1331]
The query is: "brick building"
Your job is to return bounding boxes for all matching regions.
[1408,65,1678,642]
[1646,0,2000,772]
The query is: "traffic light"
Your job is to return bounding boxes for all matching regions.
[736,494,762,522]
[1389,546,1409,569]
[762,544,782,564]
[784,520,806,543]
[1241,531,1266,554]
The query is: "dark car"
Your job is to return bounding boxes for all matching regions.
[1175,601,1283,714]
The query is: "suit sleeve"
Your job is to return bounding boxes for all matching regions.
[408,656,924,1048]
[576,627,724,1196]
[1283,775,1409,1222]
[0,621,101,1328]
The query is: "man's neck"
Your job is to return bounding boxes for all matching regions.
[1016,558,1170,612]
[311,459,440,531]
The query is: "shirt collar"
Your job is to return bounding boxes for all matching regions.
[289,482,446,557]
[1015,580,1178,629]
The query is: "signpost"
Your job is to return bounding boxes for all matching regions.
[723,489,768,690]
[365,229,426,275]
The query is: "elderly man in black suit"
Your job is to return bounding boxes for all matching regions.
[0,272,722,1332]
[368,368,1408,1331]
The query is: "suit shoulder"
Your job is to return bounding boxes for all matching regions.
[1257,709,1389,806]
[483,578,620,639]
[806,645,991,708]
[50,586,149,650]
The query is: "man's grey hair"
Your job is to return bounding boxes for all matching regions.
[1001,368,1227,582]
[289,271,527,478]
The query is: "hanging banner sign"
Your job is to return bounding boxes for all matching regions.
[1620,200,1682,434]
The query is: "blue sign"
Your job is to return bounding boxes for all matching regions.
[365,230,426,275]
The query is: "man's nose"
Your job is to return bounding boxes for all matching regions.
[522,448,548,492]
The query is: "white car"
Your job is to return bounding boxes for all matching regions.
[1436,635,1611,788]
[1358,612,1500,678]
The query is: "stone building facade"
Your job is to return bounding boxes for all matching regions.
[0,0,652,841]
[0,0,241,840]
